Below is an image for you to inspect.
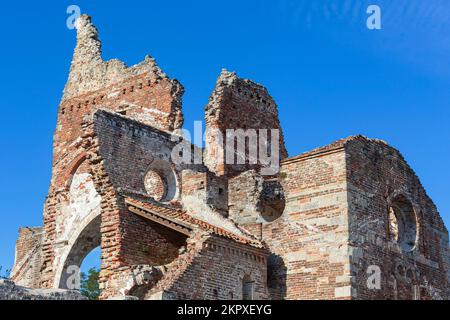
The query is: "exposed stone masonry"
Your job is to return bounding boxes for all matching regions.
[8,14,449,300]
[0,279,87,300]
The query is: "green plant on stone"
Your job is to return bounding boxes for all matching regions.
[80,267,100,300]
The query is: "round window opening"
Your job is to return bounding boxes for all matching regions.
[144,170,167,202]
[143,160,178,203]
[259,180,285,223]
[388,195,417,252]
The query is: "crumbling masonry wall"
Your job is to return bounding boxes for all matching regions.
[81,110,189,298]
[146,235,269,300]
[11,227,43,288]
[10,13,450,300]
[345,138,450,299]
[251,147,351,300]
[38,14,185,289]
[204,70,288,177]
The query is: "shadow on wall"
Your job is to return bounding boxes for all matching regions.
[267,253,287,300]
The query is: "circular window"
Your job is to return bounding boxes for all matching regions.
[388,195,417,252]
[144,170,167,202]
[143,160,178,202]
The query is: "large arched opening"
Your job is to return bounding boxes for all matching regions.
[54,158,102,296]
[58,214,101,290]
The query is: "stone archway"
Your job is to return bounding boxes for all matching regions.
[57,214,101,289]
[53,159,103,289]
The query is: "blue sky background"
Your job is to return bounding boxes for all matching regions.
[0,0,449,274]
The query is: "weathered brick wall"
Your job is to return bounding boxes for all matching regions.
[345,137,450,300]
[60,14,183,133]
[250,148,351,300]
[10,227,43,288]
[153,235,269,300]
[181,169,228,218]
[144,171,166,201]
[12,13,449,301]
[228,170,263,224]
[93,110,180,200]
[81,111,184,297]
[228,171,286,226]
[204,70,287,177]
[36,14,185,289]
[80,120,122,298]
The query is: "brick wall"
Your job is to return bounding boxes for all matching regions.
[150,235,269,300]
[204,70,287,177]
[37,14,185,289]
[250,148,351,300]
[345,138,450,300]
[11,227,43,288]
[120,208,188,266]
[181,169,228,217]
[93,110,179,198]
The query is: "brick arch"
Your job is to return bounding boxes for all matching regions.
[55,213,101,289]
[52,151,102,289]
[62,152,87,191]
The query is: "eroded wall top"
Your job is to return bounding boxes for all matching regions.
[204,69,288,177]
[63,15,176,102]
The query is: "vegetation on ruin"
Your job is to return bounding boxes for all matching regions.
[80,267,100,300]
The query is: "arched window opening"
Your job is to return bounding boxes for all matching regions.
[58,215,101,299]
[388,195,417,252]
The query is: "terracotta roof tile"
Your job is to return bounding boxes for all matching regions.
[125,197,264,248]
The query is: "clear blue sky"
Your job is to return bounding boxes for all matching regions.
[1,0,449,273]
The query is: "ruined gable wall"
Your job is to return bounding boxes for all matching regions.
[93,110,180,200]
[85,111,192,298]
[345,138,450,300]
[252,148,351,300]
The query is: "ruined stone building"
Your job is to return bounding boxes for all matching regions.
[10,15,450,300]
